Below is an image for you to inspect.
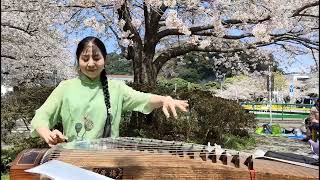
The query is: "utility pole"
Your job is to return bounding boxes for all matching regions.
[268,65,273,124]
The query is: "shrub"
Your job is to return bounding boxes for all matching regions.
[1,86,55,136]
[1,135,47,173]
[121,82,257,146]
[222,134,256,150]
[1,86,56,172]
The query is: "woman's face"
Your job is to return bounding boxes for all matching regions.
[79,42,105,80]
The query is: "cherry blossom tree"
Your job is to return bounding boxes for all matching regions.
[215,70,318,102]
[2,0,319,87]
[49,0,318,86]
[289,71,319,101]
[1,0,76,87]
[213,74,267,101]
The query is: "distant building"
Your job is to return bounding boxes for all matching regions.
[285,72,311,82]
[284,72,313,103]
[108,75,134,83]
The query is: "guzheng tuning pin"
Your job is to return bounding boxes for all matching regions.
[199,147,207,161]
[244,155,254,170]
[187,144,194,159]
[206,142,214,152]
[231,152,240,168]
[178,150,184,157]
[147,148,154,153]
[219,150,227,165]
[178,144,184,157]
[187,152,194,159]
[208,149,216,163]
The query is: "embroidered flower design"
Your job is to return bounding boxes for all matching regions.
[84,116,94,131]
[75,123,83,136]
[74,115,95,140]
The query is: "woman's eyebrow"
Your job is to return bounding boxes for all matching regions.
[81,54,90,58]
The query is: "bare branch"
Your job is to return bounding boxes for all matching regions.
[63,9,82,24]
[1,55,17,60]
[1,23,37,36]
[56,4,113,9]
[1,9,38,13]
[310,49,319,71]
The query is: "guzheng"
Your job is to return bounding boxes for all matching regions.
[10,137,319,179]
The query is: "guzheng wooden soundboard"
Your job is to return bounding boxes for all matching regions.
[10,137,319,179]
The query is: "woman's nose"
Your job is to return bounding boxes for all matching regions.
[87,58,95,66]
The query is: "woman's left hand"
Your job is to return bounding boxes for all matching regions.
[161,96,189,119]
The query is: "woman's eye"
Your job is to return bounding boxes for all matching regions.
[93,56,101,61]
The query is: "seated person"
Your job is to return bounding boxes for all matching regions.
[310,98,319,129]
[309,98,319,140]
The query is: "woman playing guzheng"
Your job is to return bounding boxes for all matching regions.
[30,36,189,147]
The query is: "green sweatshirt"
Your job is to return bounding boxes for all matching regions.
[30,74,153,142]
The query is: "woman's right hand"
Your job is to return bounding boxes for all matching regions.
[36,128,67,147]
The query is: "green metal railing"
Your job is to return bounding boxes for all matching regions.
[241,103,313,120]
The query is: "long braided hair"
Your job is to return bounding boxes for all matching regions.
[76,36,112,137]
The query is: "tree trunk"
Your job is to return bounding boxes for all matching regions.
[132,51,158,87]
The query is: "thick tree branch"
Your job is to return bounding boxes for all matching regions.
[221,16,271,26]
[292,1,319,17]
[117,1,142,45]
[56,4,113,9]
[156,15,271,42]
[157,25,214,41]
[293,14,319,18]
[153,40,277,73]
[144,5,167,53]
[194,32,255,39]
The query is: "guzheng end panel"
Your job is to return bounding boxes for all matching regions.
[10,149,48,180]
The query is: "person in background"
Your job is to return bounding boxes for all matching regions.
[304,98,319,142]
[30,36,189,147]
[309,98,319,140]
[309,98,319,128]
